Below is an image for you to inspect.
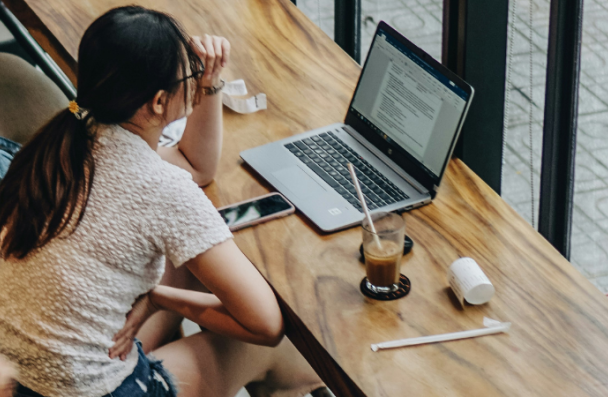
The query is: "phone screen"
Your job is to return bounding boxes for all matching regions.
[218,194,292,229]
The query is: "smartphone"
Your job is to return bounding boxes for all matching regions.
[217,192,295,231]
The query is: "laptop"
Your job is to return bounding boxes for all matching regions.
[241,21,474,232]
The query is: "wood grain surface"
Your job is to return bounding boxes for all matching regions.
[7,0,608,396]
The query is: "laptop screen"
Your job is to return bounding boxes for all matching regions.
[349,27,470,180]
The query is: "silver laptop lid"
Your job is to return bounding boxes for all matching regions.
[345,22,474,198]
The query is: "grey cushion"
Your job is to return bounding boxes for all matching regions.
[0,53,68,144]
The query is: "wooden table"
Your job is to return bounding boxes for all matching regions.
[7,0,608,395]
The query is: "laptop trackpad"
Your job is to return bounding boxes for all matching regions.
[272,167,327,199]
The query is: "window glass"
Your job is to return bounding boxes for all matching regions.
[571,0,608,291]
[501,0,549,230]
[296,0,442,62]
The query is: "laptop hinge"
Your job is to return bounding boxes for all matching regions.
[431,185,438,199]
[343,125,429,196]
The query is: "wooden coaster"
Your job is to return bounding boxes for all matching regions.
[360,274,411,301]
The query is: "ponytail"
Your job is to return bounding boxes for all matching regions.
[0,109,95,259]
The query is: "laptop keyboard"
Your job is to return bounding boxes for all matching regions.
[284,130,409,212]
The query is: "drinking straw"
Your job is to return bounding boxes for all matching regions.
[348,163,382,249]
[370,317,511,351]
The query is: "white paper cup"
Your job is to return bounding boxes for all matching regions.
[447,257,495,305]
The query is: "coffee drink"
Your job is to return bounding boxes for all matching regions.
[364,240,403,289]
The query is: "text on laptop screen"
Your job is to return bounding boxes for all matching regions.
[350,29,469,178]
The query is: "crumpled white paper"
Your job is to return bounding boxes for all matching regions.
[222,79,267,114]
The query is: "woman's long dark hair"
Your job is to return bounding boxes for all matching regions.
[0,6,203,259]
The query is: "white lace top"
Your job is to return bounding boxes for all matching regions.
[0,124,233,397]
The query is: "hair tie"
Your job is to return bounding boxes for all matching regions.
[68,100,88,120]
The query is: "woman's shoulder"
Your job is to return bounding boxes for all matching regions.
[93,124,195,191]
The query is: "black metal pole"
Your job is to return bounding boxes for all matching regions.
[442,0,466,76]
[538,0,583,259]
[0,2,76,99]
[443,0,509,194]
[334,0,361,63]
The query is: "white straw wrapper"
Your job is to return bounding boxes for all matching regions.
[371,317,511,351]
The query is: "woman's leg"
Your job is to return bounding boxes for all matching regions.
[152,330,324,397]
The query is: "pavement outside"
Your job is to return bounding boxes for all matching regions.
[297,0,608,293]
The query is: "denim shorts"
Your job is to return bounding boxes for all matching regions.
[0,136,20,181]
[103,340,178,397]
[15,341,178,397]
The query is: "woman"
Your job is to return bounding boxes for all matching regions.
[0,6,325,397]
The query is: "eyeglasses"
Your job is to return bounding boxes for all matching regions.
[169,67,206,105]
[172,69,205,86]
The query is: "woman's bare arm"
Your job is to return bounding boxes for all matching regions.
[109,239,283,359]
[149,285,282,346]
[157,93,223,186]
[157,35,229,187]
[183,239,283,342]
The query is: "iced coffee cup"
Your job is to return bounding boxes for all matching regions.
[362,212,405,294]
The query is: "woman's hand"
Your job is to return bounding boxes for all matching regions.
[190,35,230,87]
[109,292,159,360]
